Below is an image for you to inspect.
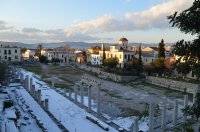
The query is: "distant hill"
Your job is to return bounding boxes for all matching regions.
[0,41,175,49]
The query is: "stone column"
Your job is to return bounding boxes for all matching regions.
[26,75,29,90]
[97,86,101,116]
[45,99,49,111]
[32,85,35,96]
[184,95,188,121]
[134,118,139,132]
[38,90,41,104]
[35,90,38,100]
[88,85,92,112]
[161,105,167,129]
[74,85,78,104]
[23,78,26,88]
[30,77,33,92]
[20,72,24,83]
[52,80,54,88]
[41,100,45,108]
[149,103,155,132]
[69,90,72,99]
[80,83,84,107]
[173,100,178,126]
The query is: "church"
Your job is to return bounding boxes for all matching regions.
[98,37,136,68]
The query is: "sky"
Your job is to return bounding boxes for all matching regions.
[0,0,195,44]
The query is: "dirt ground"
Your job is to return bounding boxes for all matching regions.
[39,64,192,118]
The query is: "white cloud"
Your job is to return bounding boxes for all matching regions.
[125,0,193,29]
[0,0,194,43]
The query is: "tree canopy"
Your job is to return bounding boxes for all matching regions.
[104,57,118,69]
[0,63,7,82]
[168,0,200,79]
[158,39,165,59]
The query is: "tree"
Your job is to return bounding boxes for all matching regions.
[0,63,7,82]
[39,55,48,63]
[182,93,200,120]
[104,57,118,69]
[126,56,139,70]
[147,58,165,74]
[37,44,43,58]
[138,44,142,65]
[176,62,191,76]
[158,39,165,59]
[21,47,27,54]
[102,43,106,65]
[168,0,200,78]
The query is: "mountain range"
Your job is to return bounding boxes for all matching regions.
[0,41,175,49]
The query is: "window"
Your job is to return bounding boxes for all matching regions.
[5,56,7,59]
[8,50,11,54]
[128,54,130,60]
[4,50,7,54]
[15,56,18,59]
[125,54,127,59]
[0,56,1,60]
[146,59,147,62]
[8,57,11,61]
[15,49,17,53]
[152,59,154,62]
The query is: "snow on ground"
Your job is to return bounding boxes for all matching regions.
[0,87,42,132]
[15,87,61,132]
[112,117,148,132]
[20,69,118,132]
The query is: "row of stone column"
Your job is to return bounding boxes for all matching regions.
[69,82,101,117]
[148,95,189,132]
[20,72,49,111]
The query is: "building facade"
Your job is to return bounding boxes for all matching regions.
[0,46,21,62]
[98,37,136,68]
[46,47,76,63]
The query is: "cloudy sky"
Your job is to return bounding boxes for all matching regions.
[0,0,195,43]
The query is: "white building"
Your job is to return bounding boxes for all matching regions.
[98,37,136,68]
[91,54,101,65]
[22,49,36,60]
[46,47,76,63]
[0,46,21,62]
[137,46,171,65]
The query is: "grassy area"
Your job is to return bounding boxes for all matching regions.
[103,89,122,99]
[59,77,74,84]
[54,83,72,90]
[24,64,42,75]
[120,107,149,118]
[142,82,193,101]
[43,80,52,85]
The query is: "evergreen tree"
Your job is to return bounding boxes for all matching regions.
[102,43,106,65]
[168,0,200,78]
[158,39,165,59]
[138,44,142,65]
[37,44,43,58]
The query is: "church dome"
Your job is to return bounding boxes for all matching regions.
[119,37,128,41]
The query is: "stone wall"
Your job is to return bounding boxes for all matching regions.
[146,76,200,95]
[79,65,138,82]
